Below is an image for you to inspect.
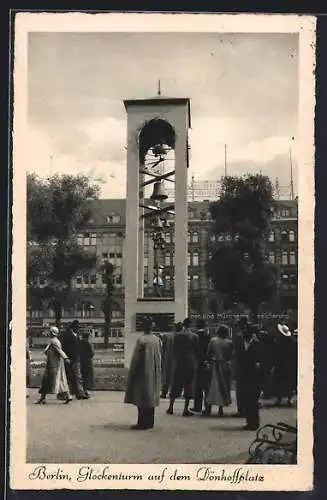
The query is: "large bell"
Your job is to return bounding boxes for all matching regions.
[150,180,168,201]
[153,216,164,230]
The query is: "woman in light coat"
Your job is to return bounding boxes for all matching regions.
[205,324,233,416]
[35,326,72,404]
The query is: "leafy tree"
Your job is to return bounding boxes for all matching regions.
[207,174,278,322]
[27,173,100,327]
[101,261,115,349]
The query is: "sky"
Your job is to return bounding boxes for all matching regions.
[27,32,299,198]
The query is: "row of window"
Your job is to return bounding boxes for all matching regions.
[75,273,123,287]
[268,251,297,265]
[209,230,296,243]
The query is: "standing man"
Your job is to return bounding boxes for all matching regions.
[166,318,198,417]
[160,323,178,399]
[61,320,89,400]
[191,318,211,413]
[235,323,262,430]
[79,330,95,398]
[124,317,162,430]
[234,315,250,417]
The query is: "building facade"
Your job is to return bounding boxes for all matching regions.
[28,198,298,335]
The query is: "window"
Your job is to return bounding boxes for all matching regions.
[83,233,90,246]
[109,252,115,258]
[102,252,108,259]
[281,209,290,217]
[280,230,288,243]
[268,231,275,242]
[187,252,191,266]
[210,234,216,242]
[218,234,224,241]
[90,233,97,245]
[144,256,148,267]
[90,274,96,285]
[164,275,171,290]
[187,275,191,289]
[268,251,275,264]
[289,230,295,242]
[208,252,213,260]
[187,232,191,243]
[192,274,199,289]
[76,275,82,285]
[188,210,195,219]
[77,234,83,245]
[116,252,122,258]
[225,233,232,241]
[165,253,171,266]
[192,231,199,243]
[165,232,171,243]
[112,215,120,224]
[116,274,122,285]
[281,251,288,265]
[289,251,296,265]
[192,252,199,266]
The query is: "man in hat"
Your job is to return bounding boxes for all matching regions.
[61,320,88,400]
[234,315,250,417]
[124,317,162,429]
[191,318,211,413]
[273,323,297,406]
[235,323,262,430]
[166,318,198,416]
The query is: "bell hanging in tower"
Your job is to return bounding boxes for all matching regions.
[150,180,168,201]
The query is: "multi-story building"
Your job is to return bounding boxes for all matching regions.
[29,198,298,335]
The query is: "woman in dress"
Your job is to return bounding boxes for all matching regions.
[204,324,233,417]
[35,326,72,404]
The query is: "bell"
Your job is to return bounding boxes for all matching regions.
[153,216,164,230]
[151,180,168,201]
[152,143,169,157]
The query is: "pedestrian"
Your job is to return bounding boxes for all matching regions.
[235,323,262,430]
[234,315,250,417]
[79,330,95,398]
[26,343,32,398]
[35,326,72,405]
[160,323,178,399]
[272,323,297,406]
[205,324,233,417]
[166,318,198,417]
[191,318,211,413]
[61,320,89,400]
[124,318,162,430]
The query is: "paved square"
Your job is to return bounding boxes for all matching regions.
[27,390,296,464]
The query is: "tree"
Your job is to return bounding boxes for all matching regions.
[207,174,278,322]
[101,261,115,349]
[27,173,100,326]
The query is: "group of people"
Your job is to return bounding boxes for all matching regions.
[34,320,94,405]
[124,315,298,431]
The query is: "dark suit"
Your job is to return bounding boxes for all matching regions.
[235,335,262,428]
[80,339,95,393]
[193,329,211,411]
[61,329,85,398]
[170,329,198,399]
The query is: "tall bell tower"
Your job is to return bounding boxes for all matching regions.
[123,94,191,366]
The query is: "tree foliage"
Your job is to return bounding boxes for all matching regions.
[207,174,278,320]
[27,174,100,326]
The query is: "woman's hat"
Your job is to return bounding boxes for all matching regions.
[50,326,59,336]
[277,323,292,337]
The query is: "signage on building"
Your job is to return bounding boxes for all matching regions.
[135,313,175,332]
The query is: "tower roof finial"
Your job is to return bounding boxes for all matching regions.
[157,78,161,96]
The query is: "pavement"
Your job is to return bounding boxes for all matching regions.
[27,389,296,464]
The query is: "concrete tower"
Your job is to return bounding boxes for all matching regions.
[123,95,191,366]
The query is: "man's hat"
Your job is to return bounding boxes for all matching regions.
[50,326,59,336]
[277,323,292,337]
[71,320,80,330]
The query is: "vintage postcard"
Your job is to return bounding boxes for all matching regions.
[11,12,315,491]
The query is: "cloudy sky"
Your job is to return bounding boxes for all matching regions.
[27,31,298,198]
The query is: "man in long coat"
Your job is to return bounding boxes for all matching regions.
[160,324,177,398]
[191,318,211,413]
[235,323,262,430]
[166,318,198,416]
[234,315,250,417]
[61,320,88,400]
[124,318,162,430]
